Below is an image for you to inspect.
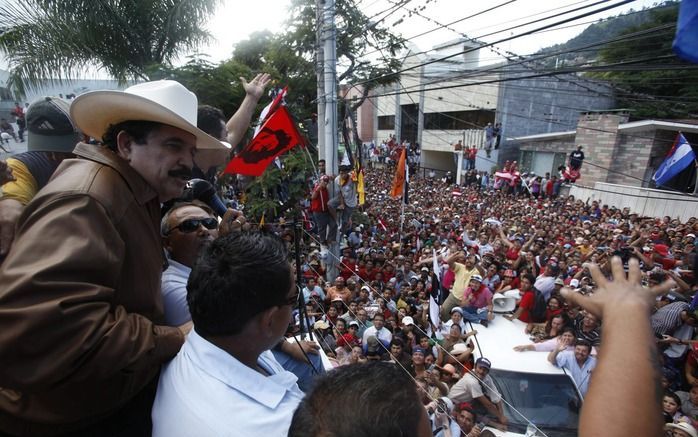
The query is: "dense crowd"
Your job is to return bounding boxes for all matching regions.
[296,163,698,435]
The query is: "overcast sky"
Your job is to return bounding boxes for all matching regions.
[202,0,662,66]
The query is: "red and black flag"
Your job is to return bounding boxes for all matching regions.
[224,88,305,177]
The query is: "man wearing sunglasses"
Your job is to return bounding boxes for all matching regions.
[161,202,220,326]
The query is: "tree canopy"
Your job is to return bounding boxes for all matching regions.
[591,3,698,119]
[0,0,220,96]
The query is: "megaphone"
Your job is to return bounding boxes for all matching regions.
[492,290,519,313]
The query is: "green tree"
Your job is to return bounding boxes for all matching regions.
[285,0,404,109]
[592,3,698,119]
[0,0,220,96]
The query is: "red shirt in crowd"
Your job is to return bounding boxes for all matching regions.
[517,290,535,323]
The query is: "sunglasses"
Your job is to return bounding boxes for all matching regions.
[166,217,218,235]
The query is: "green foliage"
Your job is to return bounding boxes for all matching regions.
[591,3,698,119]
[243,147,316,223]
[0,0,220,96]
[285,0,404,102]
[536,1,679,68]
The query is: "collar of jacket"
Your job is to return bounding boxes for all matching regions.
[73,142,159,206]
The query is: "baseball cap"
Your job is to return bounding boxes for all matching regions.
[569,278,580,288]
[27,97,81,153]
[402,316,415,326]
[421,267,429,272]
[470,274,483,282]
[555,278,565,286]
[412,347,426,356]
[475,357,492,369]
[349,320,360,328]
[451,307,464,315]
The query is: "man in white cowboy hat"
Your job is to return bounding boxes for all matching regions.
[0,80,232,436]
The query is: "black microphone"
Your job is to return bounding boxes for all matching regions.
[187,178,228,217]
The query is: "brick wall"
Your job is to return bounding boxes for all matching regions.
[607,131,655,186]
[575,113,629,184]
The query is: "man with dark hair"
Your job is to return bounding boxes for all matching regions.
[548,338,597,396]
[448,358,507,428]
[0,80,226,436]
[288,361,432,437]
[569,145,585,171]
[152,232,304,436]
[455,403,482,437]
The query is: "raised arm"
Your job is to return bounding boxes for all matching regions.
[226,73,272,147]
[560,257,674,437]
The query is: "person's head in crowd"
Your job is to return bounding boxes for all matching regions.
[418,335,432,351]
[79,81,225,203]
[448,323,462,341]
[187,232,294,352]
[581,312,598,331]
[289,362,432,437]
[468,274,483,290]
[412,347,426,367]
[663,390,682,421]
[327,305,338,320]
[333,276,345,289]
[357,308,369,324]
[335,318,346,335]
[574,339,593,364]
[161,201,217,267]
[26,96,82,159]
[455,403,478,435]
[346,300,358,316]
[401,316,415,332]
[547,295,563,312]
[518,273,535,292]
[346,277,357,292]
[390,338,405,358]
[373,313,385,330]
[451,307,464,323]
[473,357,491,380]
[665,421,698,437]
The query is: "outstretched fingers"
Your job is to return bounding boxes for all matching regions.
[560,287,602,319]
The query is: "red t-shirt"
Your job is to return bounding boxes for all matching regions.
[310,184,329,213]
[505,247,520,261]
[517,290,535,323]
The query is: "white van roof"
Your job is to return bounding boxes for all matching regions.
[468,315,567,375]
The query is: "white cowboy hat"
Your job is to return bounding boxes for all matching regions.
[70,80,224,150]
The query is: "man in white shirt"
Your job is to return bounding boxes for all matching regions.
[152,233,305,436]
[448,358,507,428]
[362,313,393,347]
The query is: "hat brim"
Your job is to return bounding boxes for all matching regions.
[71,90,225,150]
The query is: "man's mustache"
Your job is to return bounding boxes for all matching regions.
[168,167,192,180]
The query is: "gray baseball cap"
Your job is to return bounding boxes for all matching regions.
[27,97,80,153]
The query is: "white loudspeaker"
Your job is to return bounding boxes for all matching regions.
[492,294,517,313]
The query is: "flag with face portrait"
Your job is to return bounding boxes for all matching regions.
[224,87,306,176]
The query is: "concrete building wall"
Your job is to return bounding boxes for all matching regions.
[422,77,499,114]
[496,67,615,165]
[569,182,698,221]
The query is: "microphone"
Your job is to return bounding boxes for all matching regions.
[187,178,228,217]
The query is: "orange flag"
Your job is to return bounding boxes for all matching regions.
[390,147,406,199]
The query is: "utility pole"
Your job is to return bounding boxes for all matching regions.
[322,0,338,177]
[319,0,340,283]
[316,0,326,163]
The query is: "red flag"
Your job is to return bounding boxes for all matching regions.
[224,106,304,176]
[390,148,406,199]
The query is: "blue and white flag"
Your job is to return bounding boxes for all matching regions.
[653,133,696,187]
[673,0,698,63]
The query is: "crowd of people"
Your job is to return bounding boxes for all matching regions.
[298,160,697,436]
[0,73,695,437]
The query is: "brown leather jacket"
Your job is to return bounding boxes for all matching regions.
[0,143,184,435]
